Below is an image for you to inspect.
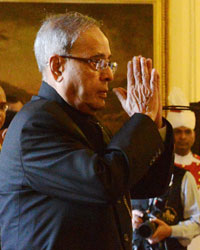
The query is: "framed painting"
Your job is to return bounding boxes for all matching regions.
[0,0,167,132]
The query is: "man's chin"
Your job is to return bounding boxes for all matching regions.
[88,101,106,111]
[177,145,188,150]
[78,102,105,115]
[175,147,190,156]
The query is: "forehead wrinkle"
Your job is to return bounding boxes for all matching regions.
[71,27,111,58]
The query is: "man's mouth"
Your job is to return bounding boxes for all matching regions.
[98,91,108,99]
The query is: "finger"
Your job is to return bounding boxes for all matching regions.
[113,87,127,104]
[150,69,159,108]
[132,217,143,224]
[157,73,161,98]
[151,69,159,108]
[146,58,152,79]
[132,210,144,217]
[140,57,150,87]
[150,218,164,225]
[148,237,158,245]
[157,73,162,114]
[127,60,134,94]
[147,239,154,244]
[150,68,158,90]
[155,70,160,93]
[133,56,142,84]
[157,73,161,107]
[133,220,143,229]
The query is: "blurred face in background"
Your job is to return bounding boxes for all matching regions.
[173,126,195,156]
[0,88,7,129]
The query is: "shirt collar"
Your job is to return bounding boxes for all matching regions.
[175,151,193,165]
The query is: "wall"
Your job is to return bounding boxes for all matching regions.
[2,0,200,117]
[168,0,200,103]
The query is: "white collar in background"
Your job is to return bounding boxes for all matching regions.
[175,151,199,165]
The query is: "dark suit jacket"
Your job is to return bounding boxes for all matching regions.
[0,82,174,250]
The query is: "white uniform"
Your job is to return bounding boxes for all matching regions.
[174,152,200,250]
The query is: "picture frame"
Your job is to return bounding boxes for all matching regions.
[0,0,167,132]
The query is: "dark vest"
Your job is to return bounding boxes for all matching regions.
[131,166,187,250]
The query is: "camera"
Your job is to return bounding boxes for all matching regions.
[137,210,159,238]
[137,198,169,238]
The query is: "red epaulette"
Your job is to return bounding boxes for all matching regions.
[193,154,200,160]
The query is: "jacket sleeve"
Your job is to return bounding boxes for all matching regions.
[129,118,174,198]
[107,116,174,199]
[20,107,173,203]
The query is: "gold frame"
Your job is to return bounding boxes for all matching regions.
[0,0,167,103]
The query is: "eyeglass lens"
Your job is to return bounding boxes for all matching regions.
[96,59,117,73]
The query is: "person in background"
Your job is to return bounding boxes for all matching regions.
[1,96,23,132]
[166,87,200,250]
[0,12,174,250]
[6,96,23,113]
[167,109,200,189]
[131,165,200,250]
[166,87,200,189]
[0,85,7,250]
[0,86,7,149]
[131,88,200,250]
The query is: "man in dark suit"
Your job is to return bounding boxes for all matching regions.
[0,12,174,250]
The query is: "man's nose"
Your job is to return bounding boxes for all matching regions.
[180,132,187,138]
[99,67,114,82]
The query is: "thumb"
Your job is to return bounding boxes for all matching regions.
[113,87,127,105]
[150,218,164,225]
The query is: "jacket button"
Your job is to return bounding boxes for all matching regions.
[124,233,129,242]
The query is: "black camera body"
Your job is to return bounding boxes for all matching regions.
[137,198,174,238]
[137,209,161,238]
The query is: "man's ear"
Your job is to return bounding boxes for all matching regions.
[49,55,65,82]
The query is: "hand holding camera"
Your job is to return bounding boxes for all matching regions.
[146,218,172,245]
[132,198,173,244]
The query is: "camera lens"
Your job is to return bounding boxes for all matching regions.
[137,221,157,238]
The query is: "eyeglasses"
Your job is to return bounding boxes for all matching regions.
[60,55,118,74]
[0,102,8,112]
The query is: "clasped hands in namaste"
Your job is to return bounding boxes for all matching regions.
[113,56,162,129]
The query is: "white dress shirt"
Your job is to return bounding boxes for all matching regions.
[171,171,200,247]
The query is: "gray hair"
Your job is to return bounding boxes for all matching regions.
[34,11,101,72]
